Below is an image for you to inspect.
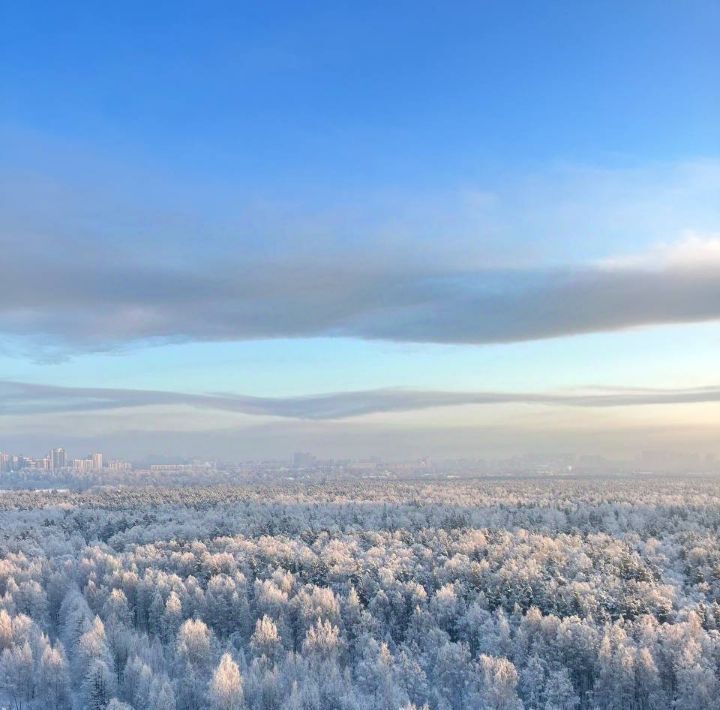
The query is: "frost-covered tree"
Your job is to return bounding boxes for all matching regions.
[39,642,71,709]
[250,615,281,660]
[2,479,720,709]
[478,655,524,710]
[544,668,579,710]
[209,652,244,710]
[0,640,34,707]
[83,658,117,710]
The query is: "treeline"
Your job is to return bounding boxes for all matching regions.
[1,479,720,709]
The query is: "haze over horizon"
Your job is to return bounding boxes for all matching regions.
[2,1,719,460]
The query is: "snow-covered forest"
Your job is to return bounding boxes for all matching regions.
[2,479,720,709]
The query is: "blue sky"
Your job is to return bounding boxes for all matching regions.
[1,1,719,458]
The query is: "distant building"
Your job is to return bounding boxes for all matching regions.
[73,458,93,473]
[51,447,67,470]
[69,453,105,472]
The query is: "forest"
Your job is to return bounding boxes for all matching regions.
[1,478,720,709]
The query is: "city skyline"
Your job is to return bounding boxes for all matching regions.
[0,445,110,472]
[2,1,719,459]
[2,441,717,481]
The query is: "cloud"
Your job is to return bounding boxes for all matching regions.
[600,232,720,269]
[1,238,720,351]
[3,380,720,420]
[2,146,719,353]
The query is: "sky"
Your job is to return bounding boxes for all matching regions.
[1,1,719,461]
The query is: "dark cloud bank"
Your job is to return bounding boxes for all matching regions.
[3,380,720,420]
[2,254,720,351]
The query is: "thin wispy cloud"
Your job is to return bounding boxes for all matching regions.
[3,380,720,420]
